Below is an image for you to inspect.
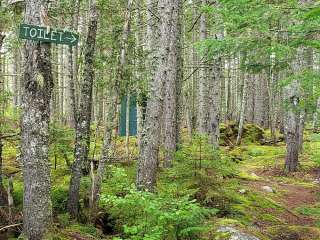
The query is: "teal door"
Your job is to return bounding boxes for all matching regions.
[119,95,137,136]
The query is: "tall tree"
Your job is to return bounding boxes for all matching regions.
[198,0,209,134]
[68,0,98,218]
[90,0,134,214]
[20,0,54,238]
[163,0,182,168]
[0,31,7,207]
[137,0,176,191]
[283,80,300,173]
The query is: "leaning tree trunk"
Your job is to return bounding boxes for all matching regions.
[21,0,54,238]
[163,0,182,168]
[90,0,134,215]
[68,0,98,218]
[90,92,116,215]
[284,80,300,173]
[137,0,174,191]
[236,69,248,146]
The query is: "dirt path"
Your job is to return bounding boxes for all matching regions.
[243,178,319,226]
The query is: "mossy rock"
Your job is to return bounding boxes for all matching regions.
[266,226,320,240]
[220,122,264,146]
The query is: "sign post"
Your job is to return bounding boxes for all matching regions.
[19,23,79,46]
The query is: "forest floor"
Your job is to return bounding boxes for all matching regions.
[1,130,320,240]
[220,131,320,240]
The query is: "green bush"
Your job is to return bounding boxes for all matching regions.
[57,213,71,227]
[66,223,100,237]
[51,186,69,213]
[101,189,217,240]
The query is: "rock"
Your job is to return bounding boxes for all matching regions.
[261,186,274,193]
[239,189,247,194]
[218,226,260,240]
[250,173,258,178]
[219,122,264,146]
[313,179,320,184]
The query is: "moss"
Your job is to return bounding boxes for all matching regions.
[259,213,282,224]
[215,218,243,227]
[266,226,320,240]
[12,180,23,207]
[220,122,264,146]
[3,165,20,175]
[66,224,101,238]
[237,171,262,181]
[243,124,265,144]
[296,205,320,218]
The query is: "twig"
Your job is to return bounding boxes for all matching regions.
[0,223,23,232]
[0,134,19,140]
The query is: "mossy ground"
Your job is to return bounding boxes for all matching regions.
[223,130,320,240]
[1,128,320,239]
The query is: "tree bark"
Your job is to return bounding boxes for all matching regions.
[198,0,209,134]
[208,57,221,147]
[21,0,54,238]
[163,0,182,168]
[90,0,134,213]
[90,93,116,215]
[284,80,300,173]
[137,0,174,191]
[68,0,98,218]
[313,98,320,130]
[0,138,7,207]
[236,66,248,146]
[0,33,7,207]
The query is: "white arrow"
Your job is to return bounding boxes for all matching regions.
[65,33,77,44]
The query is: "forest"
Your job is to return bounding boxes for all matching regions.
[0,0,320,239]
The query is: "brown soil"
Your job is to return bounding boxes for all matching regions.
[243,177,319,226]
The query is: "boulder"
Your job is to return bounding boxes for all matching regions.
[238,189,247,194]
[220,122,264,146]
[218,226,260,240]
[261,186,274,193]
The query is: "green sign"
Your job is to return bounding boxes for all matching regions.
[19,23,79,46]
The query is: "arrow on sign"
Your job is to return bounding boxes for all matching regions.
[65,34,77,44]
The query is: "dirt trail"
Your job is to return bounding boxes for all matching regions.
[243,170,319,226]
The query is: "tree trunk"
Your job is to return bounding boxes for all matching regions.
[90,93,116,215]
[208,57,221,147]
[59,45,65,123]
[68,0,98,218]
[90,0,134,213]
[137,0,174,191]
[313,98,320,130]
[21,0,54,238]
[0,33,7,207]
[67,0,80,128]
[236,69,248,145]
[0,138,7,207]
[284,80,300,173]
[198,0,209,134]
[163,0,182,168]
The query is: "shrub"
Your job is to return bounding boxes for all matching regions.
[51,186,69,213]
[101,189,217,240]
